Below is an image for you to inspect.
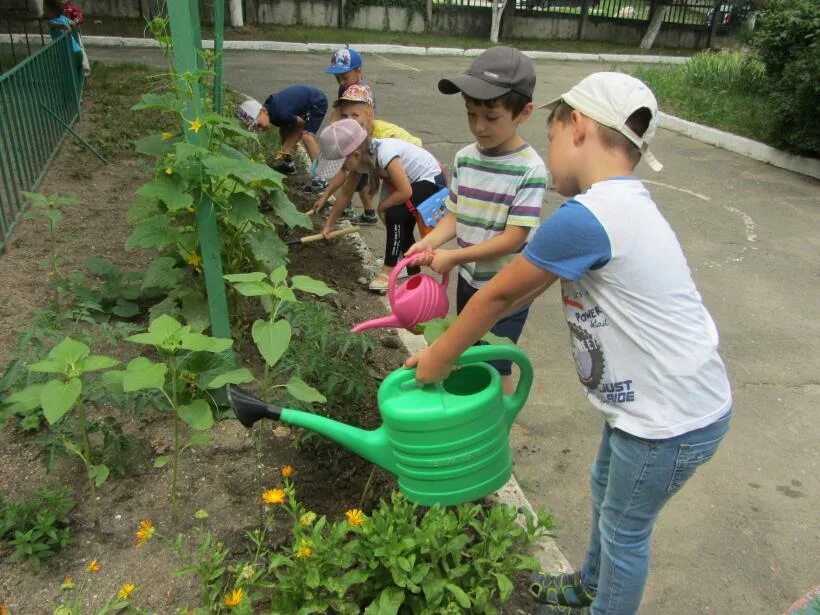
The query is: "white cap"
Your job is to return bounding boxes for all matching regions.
[237,98,263,130]
[315,118,368,179]
[542,72,663,172]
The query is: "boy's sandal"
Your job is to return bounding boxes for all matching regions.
[368,273,390,293]
[528,571,595,607]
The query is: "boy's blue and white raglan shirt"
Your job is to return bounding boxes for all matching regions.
[523,178,732,439]
[447,143,547,288]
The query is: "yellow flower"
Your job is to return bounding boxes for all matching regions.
[186,252,202,268]
[281,465,294,478]
[61,575,75,590]
[135,519,155,548]
[188,118,204,134]
[164,166,173,175]
[86,559,100,573]
[296,539,313,559]
[194,509,209,520]
[345,509,366,527]
[262,488,286,506]
[118,583,136,600]
[161,132,174,140]
[224,588,244,608]
[0,604,8,615]
[299,511,316,528]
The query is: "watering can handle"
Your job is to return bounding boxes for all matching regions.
[454,345,533,431]
[388,254,450,306]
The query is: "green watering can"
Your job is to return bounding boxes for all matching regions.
[227,345,533,506]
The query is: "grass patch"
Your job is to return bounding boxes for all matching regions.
[78,17,693,56]
[633,50,772,145]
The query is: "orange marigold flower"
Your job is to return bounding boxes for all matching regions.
[86,559,100,573]
[281,465,294,478]
[345,508,366,527]
[0,603,8,615]
[296,539,313,559]
[61,575,75,590]
[224,588,244,608]
[262,488,286,506]
[135,519,155,548]
[118,583,136,600]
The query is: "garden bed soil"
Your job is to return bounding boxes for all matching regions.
[0,73,541,614]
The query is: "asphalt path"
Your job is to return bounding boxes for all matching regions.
[88,47,820,615]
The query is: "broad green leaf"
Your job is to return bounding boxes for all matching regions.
[285,376,326,404]
[84,256,120,278]
[112,299,140,318]
[174,141,208,163]
[422,318,451,345]
[136,175,194,212]
[270,265,288,285]
[90,464,110,487]
[184,432,214,449]
[207,368,255,389]
[274,286,297,303]
[179,332,233,353]
[3,384,45,412]
[49,337,90,366]
[231,281,275,297]
[100,370,124,393]
[79,355,120,372]
[444,583,471,608]
[126,214,180,250]
[122,357,167,392]
[269,190,312,229]
[364,587,404,615]
[226,191,265,228]
[177,399,214,430]
[127,195,160,223]
[202,155,284,186]
[142,256,184,291]
[421,578,446,604]
[131,92,177,112]
[252,319,291,368]
[481,330,515,346]
[494,572,514,600]
[154,455,171,468]
[246,226,288,272]
[26,358,66,374]
[291,275,335,297]
[134,133,175,159]
[223,272,266,283]
[40,378,81,424]
[180,291,210,334]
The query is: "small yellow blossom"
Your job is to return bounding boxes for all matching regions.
[0,604,8,615]
[61,575,75,590]
[262,488,286,506]
[224,588,244,608]
[186,252,202,268]
[281,465,294,478]
[188,118,204,134]
[345,509,366,527]
[164,166,173,175]
[135,519,155,548]
[118,583,136,600]
[299,511,316,528]
[161,132,174,140]
[86,559,100,573]
[296,539,313,559]
[194,509,209,520]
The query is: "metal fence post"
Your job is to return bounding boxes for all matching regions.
[167,0,233,341]
[213,0,225,114]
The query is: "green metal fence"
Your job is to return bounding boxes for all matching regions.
[0,33,83,251]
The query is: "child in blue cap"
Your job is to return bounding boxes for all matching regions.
[237,84,328,175]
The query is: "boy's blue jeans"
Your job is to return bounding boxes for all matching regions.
[581,411,731,614]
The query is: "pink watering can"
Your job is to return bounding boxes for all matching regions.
[352,255,449,333]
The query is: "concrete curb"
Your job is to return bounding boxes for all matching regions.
[346,227,573,575]
[1,33,688,64]
[659,112,820,180]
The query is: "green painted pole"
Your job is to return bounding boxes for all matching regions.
[213,0,225,114]
[167,0,233,342]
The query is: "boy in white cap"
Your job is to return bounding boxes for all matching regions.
[405,72,732,615]
[237,84,328,174]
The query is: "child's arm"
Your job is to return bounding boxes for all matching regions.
[427,224,531,275]
[377,159,412,213]
[313,169,352,212]
[322,172,361,236]
[406,254,557,383]
[405,212,456,261]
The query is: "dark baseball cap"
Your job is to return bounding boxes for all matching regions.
[438,46,535,100]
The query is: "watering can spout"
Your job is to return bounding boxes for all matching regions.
[351,314,402,333]
[226,386,396,473]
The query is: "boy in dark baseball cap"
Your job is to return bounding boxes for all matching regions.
[407,46,548,394]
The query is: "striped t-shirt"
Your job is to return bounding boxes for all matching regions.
[447,142,548,288]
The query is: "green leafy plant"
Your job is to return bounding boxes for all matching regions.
[0,485,74,569]
[53,565,145,614]
[2,339,120,525]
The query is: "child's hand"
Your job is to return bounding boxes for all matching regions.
[429,249,458,275]
[408,250,435,267]
[321,222,334,239]
[404,348,454,385]
[312,195,326,215]
[406,240,429,258]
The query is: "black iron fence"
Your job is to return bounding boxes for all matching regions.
[0,11,47,74]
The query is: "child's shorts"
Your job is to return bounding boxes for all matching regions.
[456,276,529,376]
[302,98,328,135]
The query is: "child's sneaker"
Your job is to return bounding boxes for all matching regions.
[355,211,378,226]
[271,153,296,175]
[302,177,327,194]
[368,273,389,294]
[340,207,357,221]
[529,571,595,608]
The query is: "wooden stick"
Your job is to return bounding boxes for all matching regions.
[286,226,360,245]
